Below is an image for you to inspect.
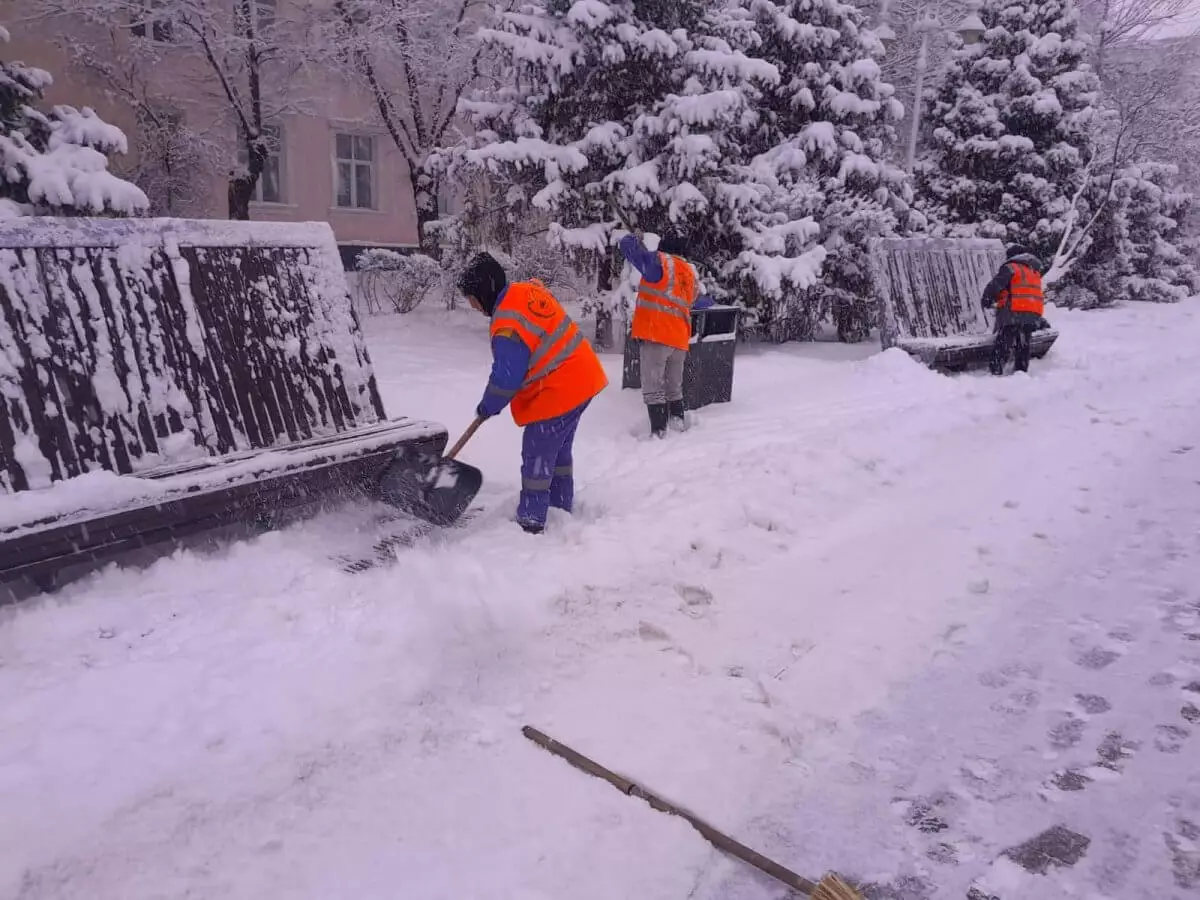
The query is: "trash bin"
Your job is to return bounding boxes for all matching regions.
[621,304,740,410]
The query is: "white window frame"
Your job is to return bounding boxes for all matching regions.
[238,123,286,205]
[333,132,377,211]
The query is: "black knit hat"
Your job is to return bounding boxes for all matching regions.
[658,233,689,257]
[457,252,508,316]
[1005,244,1032,261]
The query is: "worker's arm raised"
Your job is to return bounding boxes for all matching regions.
[476,331,530,418]
[617,234,663,282]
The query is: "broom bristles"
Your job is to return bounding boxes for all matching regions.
[811,873,863,900]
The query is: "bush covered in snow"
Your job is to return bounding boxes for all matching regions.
[355,249,443,314]
[0,26,147,218]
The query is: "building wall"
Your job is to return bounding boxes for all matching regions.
[5,3,420,261]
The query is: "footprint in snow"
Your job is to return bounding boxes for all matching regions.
[966,826,1091,900]
[1074,646,1122,670]
[674,583,713,608]
[1155,724,1191,754]
[1075,693,1112,714]
[1093,731,1140,774]
[1047,713,1086,749]
[1166,819,1200,888]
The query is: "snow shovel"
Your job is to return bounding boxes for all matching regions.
[377,416,486,527]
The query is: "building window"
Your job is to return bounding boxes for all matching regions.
[131,0,174,42]
[253,0,276,31]
[235,0,276,34]
[238,123,285,204]
[334,133,375,210]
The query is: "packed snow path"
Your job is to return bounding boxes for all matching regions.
[2,303,1199,900]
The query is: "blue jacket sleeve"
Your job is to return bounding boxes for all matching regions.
[981,265,1012,310]
[618,234,663,283]
[477,335,530,418]
[693,294,714,310]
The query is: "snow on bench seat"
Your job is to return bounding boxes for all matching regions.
[0,217,448,598]
[869,236,1059,371]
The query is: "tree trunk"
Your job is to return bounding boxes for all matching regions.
[594,249,616,349]
[414,169,442,259]
[227,176,252,221]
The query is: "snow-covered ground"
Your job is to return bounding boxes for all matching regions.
[3,301,1200,900]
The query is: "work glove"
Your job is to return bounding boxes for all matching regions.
[475,402,495,419]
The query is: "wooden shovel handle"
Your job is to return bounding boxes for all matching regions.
[445,415,486,461]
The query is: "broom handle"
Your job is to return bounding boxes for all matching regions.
[521,726,818,895]
[445,416,485,461]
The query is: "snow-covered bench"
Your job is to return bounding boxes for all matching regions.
[0,218,447,600]
[870,236,1059,370]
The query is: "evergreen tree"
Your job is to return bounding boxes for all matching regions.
[448,0,909,343]
[740,0,912,340]
[442,0,710,343]
[1,25,147,217]
[915,0,1099,262]
[1121,164,1200,303]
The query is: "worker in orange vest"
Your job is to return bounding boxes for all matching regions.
[618,232,712,436]
[981,244,1046,376]
[457,252,609,534]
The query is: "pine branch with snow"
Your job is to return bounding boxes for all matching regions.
[0,28,147,218]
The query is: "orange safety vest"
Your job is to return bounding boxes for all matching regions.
[632,253,698,352]
[997,262,1045,317]
[490,280,609,427]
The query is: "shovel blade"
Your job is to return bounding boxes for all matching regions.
[378,451,483,527]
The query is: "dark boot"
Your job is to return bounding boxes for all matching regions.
[667,399,686,426]
[518,520,544,535]
[647,403,669,438]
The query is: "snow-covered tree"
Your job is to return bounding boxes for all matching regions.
[0,25,148,218]
[445,0,908,343]
[737,0,913,341]
[304,0,495,254]
[442,0,715,346]
[27,0,306,220]
[915,0,1100,263]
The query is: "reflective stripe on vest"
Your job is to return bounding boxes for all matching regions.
[998,262,1044,314]
[636,256,691,322]
[493,302,585,389]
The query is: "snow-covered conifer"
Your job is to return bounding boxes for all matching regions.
[0,25,147,218]
[915,0,1099,262]
[739,0,912,341]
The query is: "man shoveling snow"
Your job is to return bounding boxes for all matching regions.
[457,252,608,534]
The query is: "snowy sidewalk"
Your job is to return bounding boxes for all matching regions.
[2,302,1199,900]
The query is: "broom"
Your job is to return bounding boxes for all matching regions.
[521,726,862,900]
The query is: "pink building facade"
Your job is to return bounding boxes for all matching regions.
[7,0,425,268]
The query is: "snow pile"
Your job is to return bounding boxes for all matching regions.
[1,31,147,217]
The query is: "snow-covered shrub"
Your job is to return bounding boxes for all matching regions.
[1066,162,1199,306]
[0,26,147,217]
[355,249,442,314]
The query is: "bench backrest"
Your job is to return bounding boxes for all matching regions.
[0,218,387,493]
[870,237,1005,349]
